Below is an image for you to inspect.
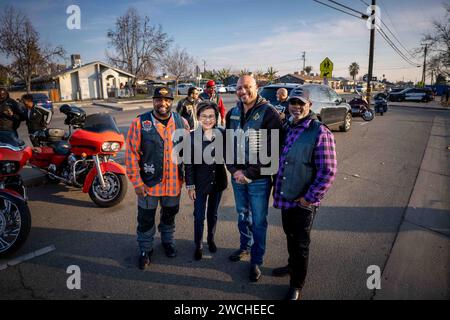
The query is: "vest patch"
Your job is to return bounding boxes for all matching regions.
[142,120,152,132]
[230,115,240,121]
[143,163,155,175]
[253,113,260,121]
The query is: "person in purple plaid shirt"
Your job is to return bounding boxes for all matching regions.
[271,88,337,300]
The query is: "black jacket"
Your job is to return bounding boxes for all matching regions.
[26,105,51,134]
[184,128,228,195]
[0,98,26,133]
[225,96,283,180]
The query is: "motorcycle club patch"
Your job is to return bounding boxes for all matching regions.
[142,120,153,132]
[143,163,155,175]
[253,113,260,121]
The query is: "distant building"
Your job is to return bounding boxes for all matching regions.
[274,73,305,85]
[53,55,135,101]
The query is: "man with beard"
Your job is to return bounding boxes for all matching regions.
[176,86,200,130]
[272,89,337,300]
[225,75,282,282]
[126,86,190,269]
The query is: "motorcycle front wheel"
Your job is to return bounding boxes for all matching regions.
[0,193,31,258]
[361,109,375,121]
[89,172,128,208]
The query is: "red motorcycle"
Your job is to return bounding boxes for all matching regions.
[0,131,33,257]
[29,104,128,207]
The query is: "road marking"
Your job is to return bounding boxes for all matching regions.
[0,245,56,271]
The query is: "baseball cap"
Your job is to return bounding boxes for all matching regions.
[153,86,174,100]
[288,88,311,104]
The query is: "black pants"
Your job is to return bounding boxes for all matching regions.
[281,205,317,289]
[193,191,223,247]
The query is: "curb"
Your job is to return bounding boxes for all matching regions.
[388,104,449,112]
[93,102,151,112]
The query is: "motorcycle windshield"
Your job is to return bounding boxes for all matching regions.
[82,113,121,134]
[0,131,25,148]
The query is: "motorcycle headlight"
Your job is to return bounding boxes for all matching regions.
[102,142,112,152]
[111,142,121,152]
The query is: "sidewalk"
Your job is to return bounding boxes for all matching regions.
[375,115,450,299]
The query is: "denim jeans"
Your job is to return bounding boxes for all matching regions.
[193,191,223,247]
[231,177,272,266]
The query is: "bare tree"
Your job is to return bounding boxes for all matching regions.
[106,7,172,81]
[0,6,65,92]
[161,47,195,95]
[422,3,450,77]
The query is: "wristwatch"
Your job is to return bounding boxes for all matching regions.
[186,185,196,191]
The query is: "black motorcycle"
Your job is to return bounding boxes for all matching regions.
[348,96,375,121]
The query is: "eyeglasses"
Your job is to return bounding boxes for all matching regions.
[199,114,216,120]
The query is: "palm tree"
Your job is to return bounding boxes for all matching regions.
[266,66,278,83]
[349,62,360,89]
[216,68,231,83]
[239,69,251,77]
[254,69,265,81]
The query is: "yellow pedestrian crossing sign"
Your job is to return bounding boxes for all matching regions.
[320,57,333,78]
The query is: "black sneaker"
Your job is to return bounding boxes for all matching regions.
[207,240,217,253]
[162,243,177,258]
[229,249,250,262]
[138,250,152,270]
[249,264,262,282]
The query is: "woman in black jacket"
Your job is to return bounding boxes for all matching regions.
[184,101,228,260]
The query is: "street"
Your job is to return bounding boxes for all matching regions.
[1,99,448,300]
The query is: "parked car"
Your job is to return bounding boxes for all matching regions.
[225,84,237,93]
[216,84,227,94]
[176,83,194,95]
[288,84,352,132]
[22,93,53,111]
[388,88,433,102]
[259,83,301,106]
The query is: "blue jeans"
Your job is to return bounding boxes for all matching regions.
[193,191,223,247]
[231,177,272,266]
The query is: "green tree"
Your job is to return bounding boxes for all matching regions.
[304,66,313,75]
[216,68,231,83]
[266,66,278,82]
[349,62,360,83]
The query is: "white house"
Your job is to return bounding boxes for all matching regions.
[53,57,135,101]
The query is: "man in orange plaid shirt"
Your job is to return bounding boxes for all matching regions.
[126,86,189,270]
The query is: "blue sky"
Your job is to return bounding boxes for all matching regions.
[0,0,447,82]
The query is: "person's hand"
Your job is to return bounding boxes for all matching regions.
[188,189,196,201]
[295,197,312,207]
[135,186,147,197]
[3,109,13,116]
[279,112,286,121]
[233,170,248,184]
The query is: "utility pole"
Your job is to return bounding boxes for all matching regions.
[203,60,206,73]
[301,52,306,71]
[366,0,376,106]
[421,44,428,85]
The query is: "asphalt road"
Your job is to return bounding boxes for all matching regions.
[1,100,448,300]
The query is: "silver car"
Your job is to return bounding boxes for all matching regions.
[289,84,352,132]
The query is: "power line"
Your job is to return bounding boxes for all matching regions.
[313,0,365,20]
[360,0,415,58]
[377,28,421,67]
[328,0,369,18]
